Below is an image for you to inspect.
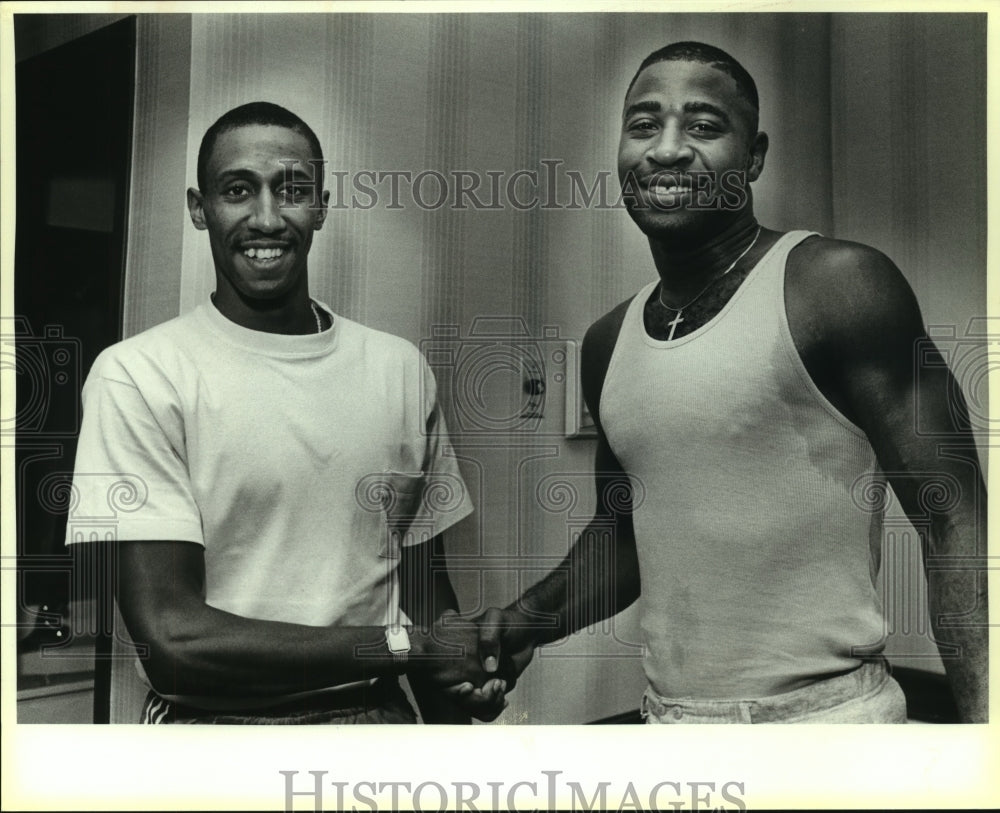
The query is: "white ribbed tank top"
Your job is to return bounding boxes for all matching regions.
[601,230,887,699]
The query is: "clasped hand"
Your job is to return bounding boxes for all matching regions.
[416,607,536,722]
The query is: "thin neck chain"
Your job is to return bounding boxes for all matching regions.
[657,226,762,313]
[210,293,326,335]
[310,300,324,333]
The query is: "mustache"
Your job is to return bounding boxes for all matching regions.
[619,169,751,211]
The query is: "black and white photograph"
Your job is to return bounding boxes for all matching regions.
[2,2,995,810]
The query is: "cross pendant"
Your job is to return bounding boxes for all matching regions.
[666,310,684,341]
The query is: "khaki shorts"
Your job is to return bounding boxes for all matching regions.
[641,659,908,724]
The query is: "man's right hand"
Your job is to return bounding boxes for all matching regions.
[409,609,497,688]
[475,606,538,687]
[409,609,510,722]
[436,606,539,723]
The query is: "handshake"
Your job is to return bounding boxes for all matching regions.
[408,605,542,722]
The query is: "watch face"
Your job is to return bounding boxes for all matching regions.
[386,626,410,653]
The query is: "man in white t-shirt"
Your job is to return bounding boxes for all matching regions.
[67,102,505,723]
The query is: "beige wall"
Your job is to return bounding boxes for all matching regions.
[830,14,988,672]
[119,12,986,721]
[122,14,191,338]
[831,14,986,331]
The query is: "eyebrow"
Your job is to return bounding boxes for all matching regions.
[684,101,731,126]
[623,100,661,119]
[215,168,256,181]
[215,166,317,184]
[623,99,731,127]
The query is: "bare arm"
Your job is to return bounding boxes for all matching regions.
[476,437,641,682]
[788,239,988,722]
[400,535,498,723]
[505,437,641,643]
[479,303,642,673]
[116,538,490,699]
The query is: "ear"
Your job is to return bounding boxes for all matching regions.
[746,132,768,183]
[187,187,208,230]
[313,188,331,231]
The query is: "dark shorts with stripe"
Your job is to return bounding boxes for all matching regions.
[140,678,417,724]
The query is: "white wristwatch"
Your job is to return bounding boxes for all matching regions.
[386,624,410,665]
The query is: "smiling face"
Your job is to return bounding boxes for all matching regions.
[187,123,329,307]
[617,59,767,243]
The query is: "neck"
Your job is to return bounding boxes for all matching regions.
[212,282,318,335]
[649,214,760,297]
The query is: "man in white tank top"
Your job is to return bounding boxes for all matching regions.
[470,42,987,723]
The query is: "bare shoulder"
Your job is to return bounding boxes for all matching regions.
[581,295,637,426]
[583,296,636,353]
[786,235,924,342]
[789,236,910,295]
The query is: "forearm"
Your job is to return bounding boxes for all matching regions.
[510,424,642,647]
[516,518,640,646]
[119,540,483,700]
[399,536,472,723]
[915,443,989,722]
[928,572,988,722]
[136,600,484,700]
[133,602,407,697]
[926,516,989,722]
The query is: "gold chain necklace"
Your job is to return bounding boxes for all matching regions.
[657,226,761,341]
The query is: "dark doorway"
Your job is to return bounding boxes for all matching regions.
[13,16,135,723]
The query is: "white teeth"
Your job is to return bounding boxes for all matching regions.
[243,247,284,260]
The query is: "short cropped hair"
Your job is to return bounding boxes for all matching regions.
[196,101,324,192]
[626,42,759,133]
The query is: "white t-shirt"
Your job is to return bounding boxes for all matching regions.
[67,299,472,635]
